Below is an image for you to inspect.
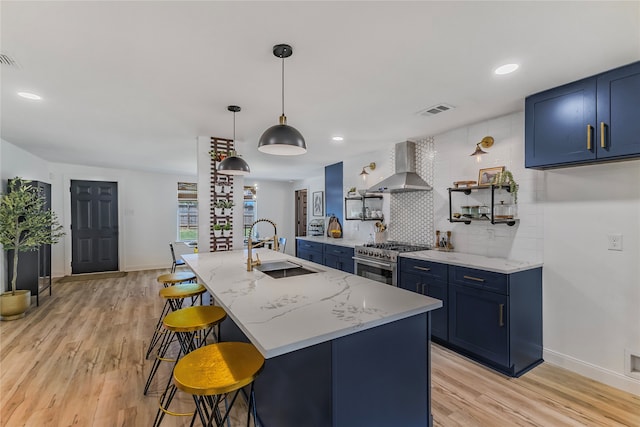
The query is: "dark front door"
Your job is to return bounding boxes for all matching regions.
[71,180,119,274]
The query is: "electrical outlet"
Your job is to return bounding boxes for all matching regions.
[608,234,623,251]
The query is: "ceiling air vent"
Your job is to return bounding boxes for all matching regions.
[417,103,455,117]
[0,53,18,67]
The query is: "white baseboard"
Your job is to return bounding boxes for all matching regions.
[543,348,640,396]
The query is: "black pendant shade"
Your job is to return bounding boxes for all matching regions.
[258,44,307,156]
[218,105,250,175]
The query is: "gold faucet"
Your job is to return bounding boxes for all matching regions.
[247,218,278,271]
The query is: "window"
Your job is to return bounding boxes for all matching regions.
[178,182,198,242]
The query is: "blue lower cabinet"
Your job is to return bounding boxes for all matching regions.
[296,240,355,274]
[400,257,542,377]
[296,240,323,264]
[324,244,354,273]
[448,266,543,377]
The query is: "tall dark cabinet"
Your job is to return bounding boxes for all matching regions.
[6,180,52,306]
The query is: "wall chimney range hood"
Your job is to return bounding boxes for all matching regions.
[368,141,432,193]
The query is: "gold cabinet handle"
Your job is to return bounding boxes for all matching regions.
[587,124,593,150]
[600,122,606,148]
[499,303,504,327]
[414,266,431,272]
[463,275,485,282]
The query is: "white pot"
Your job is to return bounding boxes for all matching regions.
[222,229,232,238]
[213,229,222,238]
[215,185,223,193]
[215,208,224,216]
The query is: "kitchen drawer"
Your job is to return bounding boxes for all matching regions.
[296,240,324,253]
[324,244,354,258]
[400,257,448,281]
[449,265,508,295]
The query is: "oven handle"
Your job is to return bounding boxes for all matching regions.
[353,256,395,269]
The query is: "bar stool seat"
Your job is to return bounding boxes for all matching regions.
[170,342,265,427]
[157,272,196,288]
[149,306,228,426]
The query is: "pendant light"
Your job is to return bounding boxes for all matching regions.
[258,44,307,155]
[218,105,251,175]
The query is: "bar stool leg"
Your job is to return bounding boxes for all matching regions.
[146,300,172,359]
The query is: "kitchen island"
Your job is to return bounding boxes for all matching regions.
[183,249,442,427]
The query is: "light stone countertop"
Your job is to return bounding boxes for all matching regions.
[183,249,441,359]
[401,250,543,274]
[296,235,362,248]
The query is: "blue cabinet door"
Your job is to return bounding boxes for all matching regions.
[398,269,447,342]
[448,283,508,368]
[525,77,597,168]
[597,61,640,159]
[426,280,448,342]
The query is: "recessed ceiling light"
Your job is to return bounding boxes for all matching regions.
[18,92,42,100]
[332,136,344,141]
[494,63,519,75]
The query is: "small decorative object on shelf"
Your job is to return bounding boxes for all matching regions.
[491,169,518,204]
[453,180,477,188]
[222,223,232,237]
[478,166,505,186]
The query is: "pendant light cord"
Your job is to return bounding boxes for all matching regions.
[281,53,285,116]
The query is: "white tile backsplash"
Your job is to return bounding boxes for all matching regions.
[432,111,543,262]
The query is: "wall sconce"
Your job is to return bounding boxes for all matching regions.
[470,136,494,162]
[359,162,376,180]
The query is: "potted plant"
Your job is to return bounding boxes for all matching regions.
[492,170,519,204]
[222,200,234,211]
[222,223,232,237]
[212,223,222,238]
[214,200,227,216]
[0,177,64,320]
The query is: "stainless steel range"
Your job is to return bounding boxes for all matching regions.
[353,242,430,286]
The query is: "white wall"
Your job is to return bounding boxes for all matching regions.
[1,139,197,280]
[542,160,640,394]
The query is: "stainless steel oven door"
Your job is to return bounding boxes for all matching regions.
[353,257,397,286]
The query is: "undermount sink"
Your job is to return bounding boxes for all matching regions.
[256,260,321,279]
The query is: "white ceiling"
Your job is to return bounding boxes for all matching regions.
[2,1,639,180]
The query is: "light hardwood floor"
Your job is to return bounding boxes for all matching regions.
[1,269,638,426]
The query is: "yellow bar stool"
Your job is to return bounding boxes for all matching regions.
[157,271,196,288]
[146,281,205,360]
[147,306,227,426]
[164,342,265,427]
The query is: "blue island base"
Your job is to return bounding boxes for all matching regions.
[222,313,433,427]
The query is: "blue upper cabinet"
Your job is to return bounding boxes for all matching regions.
[525,61,640,169]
